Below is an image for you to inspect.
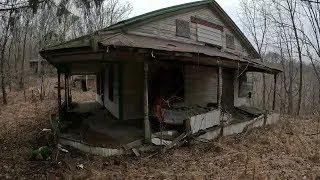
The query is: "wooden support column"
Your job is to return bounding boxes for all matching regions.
[218,65,224,136]
[68,76,72,104]
[57,70,62,118]
[144,63,151,143]
[64,74,69,109]
[272,73,277,111]
[218,66,223,109]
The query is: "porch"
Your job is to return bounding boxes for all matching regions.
[61,101,143,148]
[43,34,282,155]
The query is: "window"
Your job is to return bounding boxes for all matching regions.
[108,64,114,101]
[176,19,190,38]
[238,73,253,98]
[226,34,235,49]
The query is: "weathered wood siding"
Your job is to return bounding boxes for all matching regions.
[128,7,249,57]
[185,65,218,106]
[103,65,120,118]
[122,63,144,120]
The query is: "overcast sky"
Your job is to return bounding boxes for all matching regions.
[128,0,241,26]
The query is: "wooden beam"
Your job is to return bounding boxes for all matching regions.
[144,63,151,143]
[57,70,62,118]
[272,74,277,111]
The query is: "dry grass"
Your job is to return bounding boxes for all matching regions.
[1,81,320,179]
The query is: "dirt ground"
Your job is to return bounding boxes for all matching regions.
[1,81,320,179]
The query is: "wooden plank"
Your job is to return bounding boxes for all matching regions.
[132,148,140,157]
[123,139,143,151]
[162,133,187,153]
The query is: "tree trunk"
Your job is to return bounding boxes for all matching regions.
[0,10,13,105]
[288,60,293,114]
[19,19,30,90]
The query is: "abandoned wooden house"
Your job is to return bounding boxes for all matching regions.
[40,0,281,156]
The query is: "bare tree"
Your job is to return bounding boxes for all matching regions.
[0,9,14,104]
[240,0,270,119]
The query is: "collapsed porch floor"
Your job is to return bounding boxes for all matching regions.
[62,102,144,148]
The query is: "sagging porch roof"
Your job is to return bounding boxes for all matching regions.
[41,33,282,75]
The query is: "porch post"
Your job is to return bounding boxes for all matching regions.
[218,66,223,109]
[144,63,151,143]
[68,76,72,104]
[57,70,62,118]
[218,65,224,137]
[272,73,277,111]
[64,74,69,109]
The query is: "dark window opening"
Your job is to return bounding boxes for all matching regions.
[176,19,190,38]
[108,65,114,101]
[238,73,253,98]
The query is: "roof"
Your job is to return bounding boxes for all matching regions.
[42,0,259,58]
[101,33,246,61]
[100,33,282,73]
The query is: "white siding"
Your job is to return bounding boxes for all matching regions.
[185,65,218,106]
[128,7,250,57]
[122,63,144,120]
[103,65,119,118]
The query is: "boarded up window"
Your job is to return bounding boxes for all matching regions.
[226,34,235,49]
[176,19,190,38]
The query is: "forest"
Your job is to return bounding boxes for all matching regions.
[1,0,320,116]
[1,0,320,179]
